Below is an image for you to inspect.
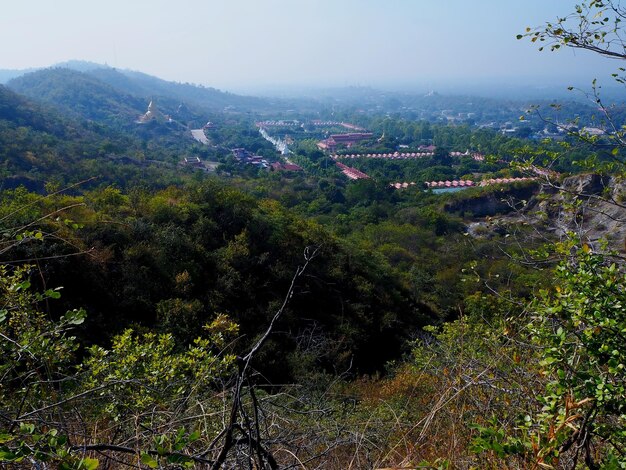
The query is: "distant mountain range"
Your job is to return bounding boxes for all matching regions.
[2,60,274,120]
[2,60,617,125]
[1,59,616,148]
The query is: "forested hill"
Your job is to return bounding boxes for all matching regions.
[7,68,148,125]
[1,178,437,379]
[6,63,278,117]
[0,83,199,190]
[0,83,76,135]
[0,83,106,190]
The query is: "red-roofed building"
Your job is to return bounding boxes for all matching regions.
[319,133,373,151]
[317,138,337,151]
[336,162,370,180]
[330,133,373,144]
[271,162,303,172]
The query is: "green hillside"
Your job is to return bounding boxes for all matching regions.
[0,83,202,190]
[7,68,147,125]
[2,0,626,465]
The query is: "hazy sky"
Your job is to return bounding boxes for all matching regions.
[0,1,618,92]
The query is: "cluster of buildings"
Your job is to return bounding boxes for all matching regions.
[310,120,365,131]
[424,180,476,189]
[390,182,421,189]
[232,148,270,169]
[255,120,366,131]
[449,151,485,161]
[478,177,535,187]
[331,150,485,161]
[418,177,535,190]
[256,120,300,128]
[333,151,434,160]
[232,148,302,172]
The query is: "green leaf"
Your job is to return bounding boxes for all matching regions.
[19,423,35,434]
[78,457,99,470]
[168,454,192,465]
[0,450,18,461]
[17,280,31,291]
[140,453,159,469]
[45,288,62,299]
[63,309,86,325]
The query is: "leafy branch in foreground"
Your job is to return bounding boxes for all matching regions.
[0,263,236,468]
[518,1,626,177]
[472,242,626,469]
[527,243,626,468]
[520,0,626,61]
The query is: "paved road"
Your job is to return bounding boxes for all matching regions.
[191,129,209,145]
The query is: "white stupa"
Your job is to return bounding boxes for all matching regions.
[137,100,160,123]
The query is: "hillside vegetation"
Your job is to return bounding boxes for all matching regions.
[2,3,626,467]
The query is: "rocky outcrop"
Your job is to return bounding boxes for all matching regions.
[560,173,610,196]
[444,183,538,218]
[460,173,626,251]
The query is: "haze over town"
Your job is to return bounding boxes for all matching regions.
[0,0,619,95]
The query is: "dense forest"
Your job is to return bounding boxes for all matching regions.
[2,3,626,469]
